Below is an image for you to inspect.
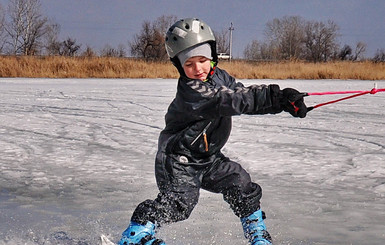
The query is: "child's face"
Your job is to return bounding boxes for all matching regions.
[182,56,212,81]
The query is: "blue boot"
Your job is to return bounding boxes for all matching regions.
[241,210,272,245]
[118,221,165,245]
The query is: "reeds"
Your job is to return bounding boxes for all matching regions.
[1,56,384,80]
[220,60,385,80]
[0,56,178,78]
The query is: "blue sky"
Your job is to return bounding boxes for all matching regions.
[1,0,384,58]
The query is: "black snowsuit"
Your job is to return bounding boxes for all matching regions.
[131,66,283,225]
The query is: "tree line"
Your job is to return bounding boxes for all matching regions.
[0,0,384,62]
[243,16,369,62]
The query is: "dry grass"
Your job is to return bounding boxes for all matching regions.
[219,60,385,80]
[0,56,179,79]
[0,55,384,80]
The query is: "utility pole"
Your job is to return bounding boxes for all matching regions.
[229,22,234,61]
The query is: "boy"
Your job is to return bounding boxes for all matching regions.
[118,18,307,245]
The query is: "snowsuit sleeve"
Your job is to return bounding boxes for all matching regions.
[179,69,282,119]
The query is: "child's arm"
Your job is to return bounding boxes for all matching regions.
[183,80,307,118]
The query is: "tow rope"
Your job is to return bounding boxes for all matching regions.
[303,83,385,111]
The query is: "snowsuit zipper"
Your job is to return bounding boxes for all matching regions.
[190,121,212,152]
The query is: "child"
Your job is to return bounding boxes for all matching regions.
[118,18,307,245]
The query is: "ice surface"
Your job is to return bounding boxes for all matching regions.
[0,78,384,245]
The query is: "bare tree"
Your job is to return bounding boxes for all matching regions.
[116,44,127,57]
[0,4,6,53]
[130,15,177,61]
[372,49,385,62]
[5,0,48,55]
[44,21,61,55]
[244,39,278,61]
[303,20,339,62]
[338,42,367,61]
[100,44,126,57]
[244,40,260,60]
[60,38,80,56]
[265,16,305,60]
[338,44,352,60]
[215,29,229,54]
[353,41,366,61]
[81,45,97,57]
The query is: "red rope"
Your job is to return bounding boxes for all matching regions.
[308,88,385,96]
[306,88,385,110]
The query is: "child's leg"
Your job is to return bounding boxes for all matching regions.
[119,153,204,244]
[131,188,200,225]
[201,154,262,217]
[119,182,200,245]
[201,154,272,244]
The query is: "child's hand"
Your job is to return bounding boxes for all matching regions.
[281,88,307,118]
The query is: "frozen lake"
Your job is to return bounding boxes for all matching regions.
[0,78,384,245]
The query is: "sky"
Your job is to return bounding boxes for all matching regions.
[1,0,384,58]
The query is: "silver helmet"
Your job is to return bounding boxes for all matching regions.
[165,18,215,59]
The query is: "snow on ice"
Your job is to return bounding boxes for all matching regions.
[0,78,384,244]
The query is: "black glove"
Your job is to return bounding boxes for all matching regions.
[281,88,307,118]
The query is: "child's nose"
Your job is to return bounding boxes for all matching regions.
[193,63,200,71]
